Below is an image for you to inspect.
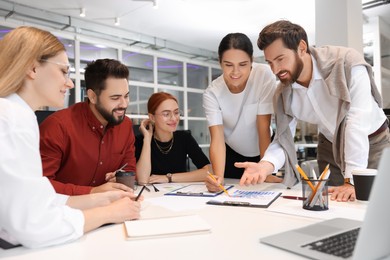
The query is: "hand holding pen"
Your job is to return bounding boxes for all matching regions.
[105,163,128,182]
[206,171,231,197]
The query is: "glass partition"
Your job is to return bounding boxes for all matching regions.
[157,58,183,86]
[188,92,205,117]
[128,86,154,116]
[123,51,154,83]
[187,63,208,89]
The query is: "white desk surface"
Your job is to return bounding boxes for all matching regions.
[0,180,367,260]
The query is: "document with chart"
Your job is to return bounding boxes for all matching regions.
[165,184,233,197]
[207,189,281,208]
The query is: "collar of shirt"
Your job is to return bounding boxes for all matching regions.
[291,55,322,90]
[82,101,112,136]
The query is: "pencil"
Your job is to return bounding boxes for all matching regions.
[318,164,330,181]
[207,171,231,197]
[295,164,315,191]
[308,164,330,203]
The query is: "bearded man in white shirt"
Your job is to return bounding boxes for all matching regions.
[235,20,390,202]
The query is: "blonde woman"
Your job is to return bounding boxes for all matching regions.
[135,92,210,184]
[0,26,140,249]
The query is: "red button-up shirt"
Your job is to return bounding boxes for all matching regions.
[39,102,136,195]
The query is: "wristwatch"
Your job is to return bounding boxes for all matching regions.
[166,173,172,183]
[344,178,354,186]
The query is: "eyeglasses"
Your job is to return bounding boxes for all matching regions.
[155,110,182,119]
[40,59,71,81]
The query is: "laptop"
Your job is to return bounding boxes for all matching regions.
[260,147,390,260]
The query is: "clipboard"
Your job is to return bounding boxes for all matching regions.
[165,184,234,197]
[206,190,281,208]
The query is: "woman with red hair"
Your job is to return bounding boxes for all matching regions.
[135,92,210,184]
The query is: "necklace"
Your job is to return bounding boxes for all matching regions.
[153,135,174,154]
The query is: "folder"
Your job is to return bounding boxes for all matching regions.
[124,215,211,240]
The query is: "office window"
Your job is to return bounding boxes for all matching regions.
[187,63,208,89]
[212,68,222,81]
[0,26,12,39]
[128,85,154,116]
[123,51,154,83]
[157,58,183,86]
[79,42,118,74]
[188,92,205,117]
[188,120,209,145]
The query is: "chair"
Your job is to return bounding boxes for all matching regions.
[35,110,55,125]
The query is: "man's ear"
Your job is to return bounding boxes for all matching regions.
[297,39,308,56]
[87,89,97,104]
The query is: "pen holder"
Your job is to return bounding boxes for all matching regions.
[302,178,329,211]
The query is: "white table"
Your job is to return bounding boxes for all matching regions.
[0,180,367,260]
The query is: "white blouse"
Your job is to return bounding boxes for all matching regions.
[203,63,276,156]
[0,94,84,248]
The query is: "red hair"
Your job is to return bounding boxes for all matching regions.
[147,92,178,114]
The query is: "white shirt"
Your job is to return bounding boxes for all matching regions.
[203,63,276,156]
[262,57,386,178]
[0,93,84,248]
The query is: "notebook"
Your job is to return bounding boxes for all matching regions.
[260,147,390,260]
[124,215,211,240]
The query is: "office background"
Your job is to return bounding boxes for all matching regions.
[0,0,389,165]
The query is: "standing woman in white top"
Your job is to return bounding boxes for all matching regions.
[0,26,140,249]
[203,33,279,192]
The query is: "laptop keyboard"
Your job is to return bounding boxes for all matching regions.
[301,228,360,259]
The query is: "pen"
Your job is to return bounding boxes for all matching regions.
[116,163,128,173]
[207,171,231,197]
[151,183,159,192]
[282,195,305,201]
[135,185,146,201]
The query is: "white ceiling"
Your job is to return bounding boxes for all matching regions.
[2,0,390,59]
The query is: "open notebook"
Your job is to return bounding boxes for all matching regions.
[124,215,211,240]
[260,147,390,260]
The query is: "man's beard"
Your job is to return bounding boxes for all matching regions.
[277,53,304,85]
[96,100,126,126]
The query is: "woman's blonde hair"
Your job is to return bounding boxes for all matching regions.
[0,26,65,97]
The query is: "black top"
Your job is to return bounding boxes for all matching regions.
[135,130,210,174]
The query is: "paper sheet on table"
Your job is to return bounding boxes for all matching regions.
[266,199,367,221]
[151,183,185,193]
[124,215,211,240]
[146,195,211,212]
